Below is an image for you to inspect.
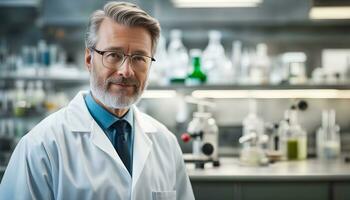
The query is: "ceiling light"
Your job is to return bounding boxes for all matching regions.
[191,89,350,99]
[172,0,263,8]
[310,6,350,19]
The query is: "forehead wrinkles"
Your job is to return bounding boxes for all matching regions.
[96,19,152,53]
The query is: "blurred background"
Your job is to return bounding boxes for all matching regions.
[1,0,350,199]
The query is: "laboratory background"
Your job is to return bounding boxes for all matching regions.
[1,0,350,199]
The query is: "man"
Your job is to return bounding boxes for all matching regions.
[0,2,195,200]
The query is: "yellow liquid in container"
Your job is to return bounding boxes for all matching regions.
[287,139,298,160]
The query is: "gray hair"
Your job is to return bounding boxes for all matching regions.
[85,1,161,55]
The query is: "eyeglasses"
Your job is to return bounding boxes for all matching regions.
[90,48,155,71]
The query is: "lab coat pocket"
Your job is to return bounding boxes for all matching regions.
[152,190,176,200]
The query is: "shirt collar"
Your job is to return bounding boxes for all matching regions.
[84,92,133,130]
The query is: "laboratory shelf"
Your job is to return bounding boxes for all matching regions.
[0,73,89,84]
[2,72,349,90]
[2,72,350,98]
[147,83,350,99]
[148,83,350,90]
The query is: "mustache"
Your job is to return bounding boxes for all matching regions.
[106,76,139,87]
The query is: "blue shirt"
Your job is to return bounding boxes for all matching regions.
[84,92,134,170]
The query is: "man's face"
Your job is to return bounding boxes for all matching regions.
[85,18,152,109]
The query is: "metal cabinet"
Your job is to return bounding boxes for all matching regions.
[192,181,236,200]
[333,182,350,200]
[191,180,349,200]
[239,182,328,200]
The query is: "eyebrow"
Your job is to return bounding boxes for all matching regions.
[103,47,124,52]
[133,50,149,56]
[103,47,150,56]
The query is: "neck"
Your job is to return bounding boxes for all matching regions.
[91,94,129,118]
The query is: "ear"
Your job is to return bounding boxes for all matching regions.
[85,48,92,72]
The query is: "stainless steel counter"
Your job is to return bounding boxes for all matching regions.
[187,157,350,181]
[2,158,350,182]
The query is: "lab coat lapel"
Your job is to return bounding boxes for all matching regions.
[67,91,131,178]
[90,122,114,157]
[131,106,156,190]
[90,122,132,178]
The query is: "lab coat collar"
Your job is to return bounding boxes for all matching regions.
[66,91,157,134]
[66,91,94,133]
[66,91,157,188]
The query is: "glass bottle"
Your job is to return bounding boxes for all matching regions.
[232,40,242,83]
[202,30,233,84]
[38,40,50,67]
[186,49,206,85]
[285,106,307,160]
[149,35,169,86]
[317,109,341,160]
[239,48,253,84]
[13,80,27,117]
[25,81,35,112]
[250,43,270,84]
[167,29,189,84]
[33,80,46,112]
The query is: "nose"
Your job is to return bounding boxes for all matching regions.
[117,56,134,78]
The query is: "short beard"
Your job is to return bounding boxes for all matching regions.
[90,66,148,109]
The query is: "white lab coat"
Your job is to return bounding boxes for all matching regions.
[0,91,195,200]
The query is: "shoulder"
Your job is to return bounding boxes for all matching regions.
[23,107,68,146]
[13,107,73,168]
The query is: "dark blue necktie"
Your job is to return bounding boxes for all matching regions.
[113,120,131,175]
